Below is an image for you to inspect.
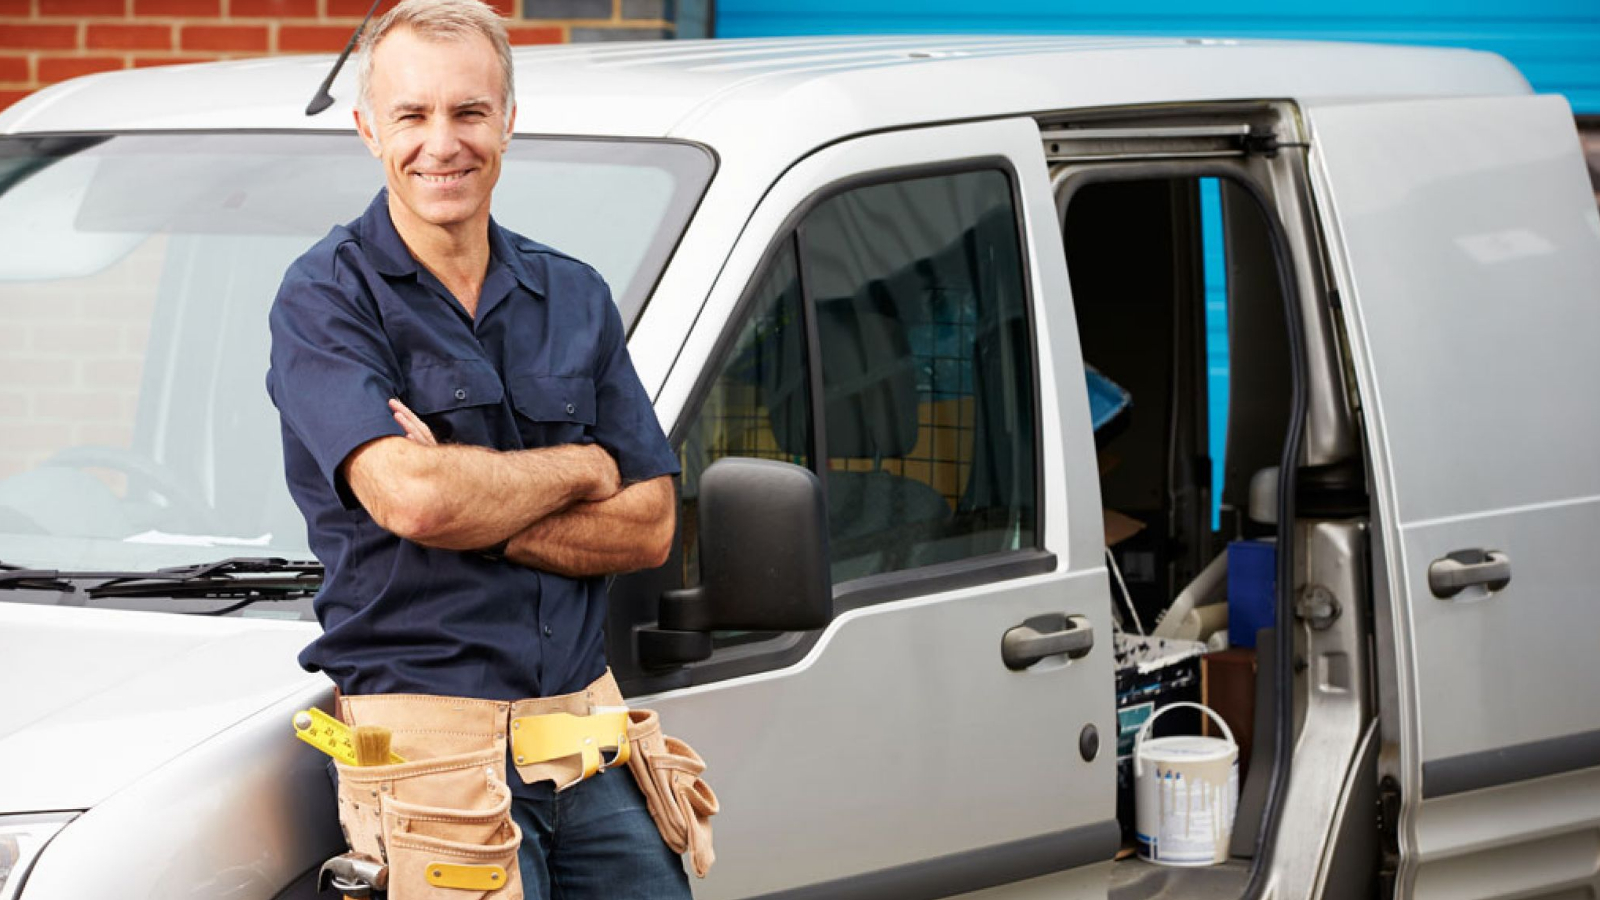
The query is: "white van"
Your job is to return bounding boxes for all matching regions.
[1,35,1597,900]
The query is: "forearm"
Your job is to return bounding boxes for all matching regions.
[347,437,615,550]
[505,476,676,578]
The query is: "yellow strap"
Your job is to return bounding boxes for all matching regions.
[292,708,406,766]
[511,710,631,779]
[424,862,508,891]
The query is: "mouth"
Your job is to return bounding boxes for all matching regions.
[412,169,473,185]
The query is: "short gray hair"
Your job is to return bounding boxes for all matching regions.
[356,0,515,124]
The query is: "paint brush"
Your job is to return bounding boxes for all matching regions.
[352,725,393,767]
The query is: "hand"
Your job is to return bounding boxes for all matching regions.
[581,443,622,502]
[389,399,437,447]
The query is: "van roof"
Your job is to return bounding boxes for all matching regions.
[1,35,1530,150]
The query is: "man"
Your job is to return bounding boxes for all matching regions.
[265,0,694,896]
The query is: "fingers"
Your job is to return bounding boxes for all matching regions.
[585,443,622,502]
[389,398,438,447]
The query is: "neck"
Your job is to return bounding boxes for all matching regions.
[387,195,492,319]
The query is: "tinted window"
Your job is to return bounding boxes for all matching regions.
[676,238,812,586]
[800,170,1035,582]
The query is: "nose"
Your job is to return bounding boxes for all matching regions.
[422,114,462,160]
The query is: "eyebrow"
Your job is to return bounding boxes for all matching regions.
[386,98,495,117]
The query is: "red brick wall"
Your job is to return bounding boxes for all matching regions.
[0,0,673,113]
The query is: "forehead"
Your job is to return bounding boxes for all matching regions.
[369,27,504,100]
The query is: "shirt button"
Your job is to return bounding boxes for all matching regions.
[542,624,553,637]
[564,402,576,415]
[454,388,467,400]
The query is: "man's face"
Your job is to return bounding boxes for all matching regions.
[355,27,514,236]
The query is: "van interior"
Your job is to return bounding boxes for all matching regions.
[1056,160,1302,896]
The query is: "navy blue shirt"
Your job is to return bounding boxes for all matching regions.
[267,190,679,701]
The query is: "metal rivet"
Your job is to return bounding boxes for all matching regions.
[455,388,467,400]
[516,755,525,763]
[491,873,500,881]
[584,737,593,745]
[512,720,520,730]
[565,402,576,414]
[433,869,442,878]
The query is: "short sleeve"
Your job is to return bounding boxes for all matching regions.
[588,287,681,484]
[266,253,406,508]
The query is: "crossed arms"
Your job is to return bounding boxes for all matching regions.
[341,398,674,578]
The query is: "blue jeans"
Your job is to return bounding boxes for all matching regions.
[512,766,693,900]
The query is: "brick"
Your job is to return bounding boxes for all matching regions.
[38,56,126,82]
[569,25,667,42]
[482,0,514,16]
[81,358,143,385]
[505,25,561,45]
[231,0,315,16]
[134,0,218,15]
[4,423,74,455]
[0,56,28,83]
[181,24,267,52]
[0,393,27,418]
[73,421,133,446]
[131,53,211,67]
[325,0,396,19]
[31,323,123,354]
[39,0,123,16]
[0,0,32,15]
[87,24,172,51]
[524,0,609,19]
[0,90,29,111]
[620,0,669,20]
[0,24,79,51]
[33,390,126,421]
[276,24,352,53]
[0,358,77,388]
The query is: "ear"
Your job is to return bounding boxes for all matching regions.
[502,102,517,149]
[354,107,382,157]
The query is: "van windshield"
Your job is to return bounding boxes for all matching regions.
[0,132,711,580]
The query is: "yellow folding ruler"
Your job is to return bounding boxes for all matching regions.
[292,708,406,766]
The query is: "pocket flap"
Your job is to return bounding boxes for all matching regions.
[407,360,506,416]
[509,374,596,425]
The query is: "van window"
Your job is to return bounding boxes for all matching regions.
[801,170,1035,582]
[676,167,1036,593]
[676,238,811,585]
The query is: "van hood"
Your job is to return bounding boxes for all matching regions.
[0,601,324,814]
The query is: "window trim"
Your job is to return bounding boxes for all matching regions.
[616,155,1047,693]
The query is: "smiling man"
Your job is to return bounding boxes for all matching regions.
[264,1,696,897]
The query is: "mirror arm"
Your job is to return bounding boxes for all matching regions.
[659,585,714,632]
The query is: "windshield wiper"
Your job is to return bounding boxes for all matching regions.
[0,557,322,614]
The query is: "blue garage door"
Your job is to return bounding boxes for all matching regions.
[715,0,1600,114]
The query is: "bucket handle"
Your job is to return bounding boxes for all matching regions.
[1133,701,1236,778]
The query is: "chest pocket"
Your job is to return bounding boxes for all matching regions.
[508,373,596,449]
[404,359,507,447]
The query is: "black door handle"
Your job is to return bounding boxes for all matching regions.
[1428,549,1511,599]
[1002,613,1094,670]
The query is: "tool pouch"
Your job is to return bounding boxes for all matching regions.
[338,696,523,900]
[624,708,719,878]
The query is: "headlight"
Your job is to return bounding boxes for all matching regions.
[0,814,77,900]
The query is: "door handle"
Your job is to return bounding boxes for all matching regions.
[1002,613,1094,670]
[1428,549,1511,599]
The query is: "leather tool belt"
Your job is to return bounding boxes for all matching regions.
[334,670,717,900]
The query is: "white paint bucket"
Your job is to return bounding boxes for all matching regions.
[1133,701,1240,866]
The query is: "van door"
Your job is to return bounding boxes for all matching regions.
[1306,94,1600,899]
[618,118,1118,899]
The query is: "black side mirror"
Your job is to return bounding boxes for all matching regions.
[639,457,832,668]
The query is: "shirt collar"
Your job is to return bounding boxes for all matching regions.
[356,189,547,300]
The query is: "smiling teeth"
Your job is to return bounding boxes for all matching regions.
[418,172,466,183]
